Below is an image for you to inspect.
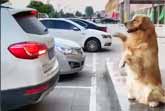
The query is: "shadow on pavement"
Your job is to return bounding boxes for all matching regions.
[59,73,80,82]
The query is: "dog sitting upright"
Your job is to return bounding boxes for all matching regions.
[114,15,165,107]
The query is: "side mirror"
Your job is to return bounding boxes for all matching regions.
[73,27,80,31]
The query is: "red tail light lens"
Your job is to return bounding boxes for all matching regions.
[30,10,38,16]
[25,84,49,95]
[8,42,48,59]
[101,27,107,32]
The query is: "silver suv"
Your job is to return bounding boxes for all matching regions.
[1,4,59,110]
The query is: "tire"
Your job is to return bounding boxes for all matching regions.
[85,38,101,52]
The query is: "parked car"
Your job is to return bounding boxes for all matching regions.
[1,4,59,110]
[101,18,120,24]
[55,38,85,75]
[40,18,112,52]
[37,12,49,18]
[69,18,108,32]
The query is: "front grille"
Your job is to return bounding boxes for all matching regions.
[104,43,112,46]
[81,61,84,66]
[75,48,83,55]
[69,62,81,68]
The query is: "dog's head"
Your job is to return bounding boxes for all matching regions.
[124,15,154,33]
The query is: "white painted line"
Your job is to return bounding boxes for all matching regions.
[90,76,96,111]
[90,53,97,111]
[92,53,97,73]
[56,86,91,89]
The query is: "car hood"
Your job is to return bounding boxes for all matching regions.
[84,29,110,35]
[55,38,81,49]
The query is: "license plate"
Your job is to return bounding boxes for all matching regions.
[48,47,55,60]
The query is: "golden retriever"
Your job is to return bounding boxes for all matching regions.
[114,15,165,107]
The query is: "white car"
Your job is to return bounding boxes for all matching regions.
[1,4,59,110]
[40,18,112,52]
[55,38,85,75]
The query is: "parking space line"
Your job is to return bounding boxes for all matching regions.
[90,53,97,111]
[56,86,91,89]
[92,53,97,73]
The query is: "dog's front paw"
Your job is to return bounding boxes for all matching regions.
[113,32,127,42]
[149,102,159,107]
[128,94,135,100]
[113,32,124,37]
[119,59,126,68]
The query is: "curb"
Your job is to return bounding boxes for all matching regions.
[104,63,121,111]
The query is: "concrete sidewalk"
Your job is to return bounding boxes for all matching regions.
[106,38,165,111]
[156,26,165,38]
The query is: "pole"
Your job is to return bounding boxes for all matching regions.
[47,0,51,4]
[124,0,130,22]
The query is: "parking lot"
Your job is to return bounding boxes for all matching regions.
[11,38,120,111]
[2,0,165,111]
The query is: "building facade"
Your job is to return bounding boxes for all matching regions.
[118,0,165,24]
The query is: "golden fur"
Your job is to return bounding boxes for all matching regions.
[114,15,165,107]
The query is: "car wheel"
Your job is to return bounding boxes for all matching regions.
[85,38,101,52]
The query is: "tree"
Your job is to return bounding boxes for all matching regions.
[85,6,94,18]
[75,11,82,17]
[27,1,55,17]
[64,13,75,18]
[58,9,65,17]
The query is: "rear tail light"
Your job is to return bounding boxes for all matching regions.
[101,27,107,32]
[8,42,48,59]
[13,10,38,18]
[25,84,49,95]
[30,10,38,16]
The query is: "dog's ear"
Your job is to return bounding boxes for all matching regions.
[113,32,127,42]
[140,17,153,31]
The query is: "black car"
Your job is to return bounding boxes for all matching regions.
[101,18,120,24]
[69,18,107,32]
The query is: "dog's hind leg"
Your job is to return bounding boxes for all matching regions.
[160,95,165,103]
[149,101,159,107]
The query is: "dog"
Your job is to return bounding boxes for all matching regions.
[114,15,165,107]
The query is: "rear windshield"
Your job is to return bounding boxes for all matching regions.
[13,12,48,35]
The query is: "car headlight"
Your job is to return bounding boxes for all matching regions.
[56,46,71,54]
[71,49,80,55]
[56,46,79,55]
[102,34,111,39]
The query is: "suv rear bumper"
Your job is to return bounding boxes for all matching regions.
[1,73,59,110]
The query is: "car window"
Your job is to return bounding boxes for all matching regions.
[41,20,79,30]
[55,20,78,30]
[71,20,88,28]
[41,20,54,28]
[14,12,48,35]
[79,20,97,28]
